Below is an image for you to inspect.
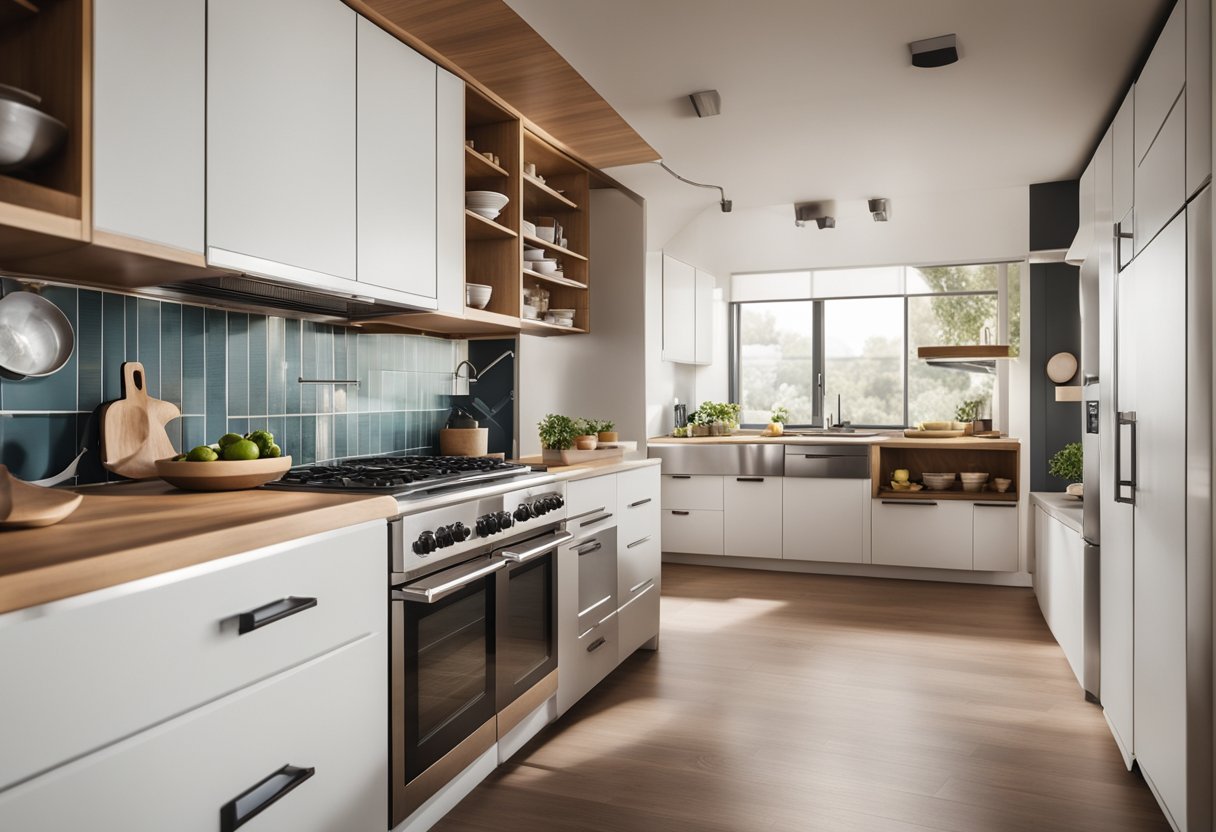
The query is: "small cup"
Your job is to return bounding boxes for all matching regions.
[993,477,1012,493]
[524,162,537,177]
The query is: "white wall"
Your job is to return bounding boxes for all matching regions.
[517,188,648,456]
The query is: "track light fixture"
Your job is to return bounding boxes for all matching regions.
[794,202,835,229]
[655,160,732,212]
[909,33,958,68]
[868,198,891,222]
[688,89,722,118]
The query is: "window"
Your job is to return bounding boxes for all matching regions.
[730,262,1021,427]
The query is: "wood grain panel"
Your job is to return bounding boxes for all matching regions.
[431,564,1171,832]
[347,0,658,169]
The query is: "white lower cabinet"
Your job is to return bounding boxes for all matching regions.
[723,476,783,558]
[972,502,1019,571]
[871,500,973,570]
[662,509,723,555]
[782,478,871,563]
[0,634,386,832]
[661,474,723,510]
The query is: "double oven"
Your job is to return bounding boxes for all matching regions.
[388,481,569,825]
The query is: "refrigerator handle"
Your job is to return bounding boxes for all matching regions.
[1114,411,1137,505]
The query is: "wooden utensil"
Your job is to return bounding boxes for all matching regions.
[0,465,83,529]
[100,362,181,480]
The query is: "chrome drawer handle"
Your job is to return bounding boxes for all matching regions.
[220,764,315,832]
[628,497,652,508]
[238,597,317,635]
[576,540,603,556]
[580,512,614,527]
[587,636,607,653]
[500,530,573,562]
[629,578,654,594]
[627,535,652,549]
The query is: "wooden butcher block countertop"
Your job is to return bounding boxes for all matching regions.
[0,481,399,615]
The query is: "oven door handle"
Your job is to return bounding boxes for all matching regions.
[393,559,507,604]
[499,530,573,563]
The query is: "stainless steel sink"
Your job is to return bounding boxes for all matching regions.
[782,429,879,437]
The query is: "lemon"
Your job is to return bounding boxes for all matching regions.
[186,446,218,462]
[217,433,244,449]
[221,439,261,461]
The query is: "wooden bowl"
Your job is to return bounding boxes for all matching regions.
[154,456,292,492]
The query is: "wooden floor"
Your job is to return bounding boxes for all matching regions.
[433,564,1169,832]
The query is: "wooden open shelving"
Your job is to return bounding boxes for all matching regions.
[464,144,509,179]
[871,440,1021,502]
[520,318,586,336]
[522,233,586,261]
[523,175,578,212]
[465,210,516,241]
[522,268,587,290]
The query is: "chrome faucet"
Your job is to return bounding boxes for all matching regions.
[452,350,515,385]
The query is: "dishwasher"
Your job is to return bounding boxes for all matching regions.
[782,444,873,563]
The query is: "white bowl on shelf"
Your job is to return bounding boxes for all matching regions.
[521,220,537,237]
[523,248,547,262]
[960,472,989,493]
[466,283,493,309]
[534,226,557,243]
[465,191,509,220]
[533,259,558,275]
[921,472,956,490]
[522,305,539,320]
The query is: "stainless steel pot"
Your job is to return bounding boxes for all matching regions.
[0,85,67,172]
[0,287,75,379]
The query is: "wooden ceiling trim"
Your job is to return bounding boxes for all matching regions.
[348,0,659,170]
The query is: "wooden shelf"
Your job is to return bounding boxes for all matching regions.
[876,488,1018,503]
[520,318,585,336]
[917,345,1012,360]
[523,175,578,212]
[464,145,509,178]
[522,268,587,290]
[522,233,587,261]
[465,209,517,240]
[367,306,521,338]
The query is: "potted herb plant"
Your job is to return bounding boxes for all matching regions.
[574,418,599,450]
[765,405,789,437]
[1049,441,1084,497]
[592,419,618,443]
[538,413,579,454]
[687,410,711,437]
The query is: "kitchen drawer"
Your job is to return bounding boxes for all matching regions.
[662,509,723,556]
[1134,0,1185,167]
[566,473,617,523]
[871,500,972,570]
[619,468,660,549]
[973,502,1019,571]
[0,521,386,791]
[559,606,619,714]
[618,532,660,606]
[0,633,387,832]
[661,474,724,510]
[723,476,783,558]
[618,580,660,662]
[1135,93,1186,255]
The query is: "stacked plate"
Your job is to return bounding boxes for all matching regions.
[466,191,509,220]
[960,472,989,492]
[532,259,558,275]
[545,308,575,327]
[921,472,956,490]
[466,283,492,309]
[523,248,547,262]
[521,220,537,237]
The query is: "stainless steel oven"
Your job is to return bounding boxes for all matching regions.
[389,496,568,826]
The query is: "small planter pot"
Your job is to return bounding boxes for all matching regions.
[575,434,599,451]
[691,424,710,437]
[708,422,724,436]
[597,431,618,443]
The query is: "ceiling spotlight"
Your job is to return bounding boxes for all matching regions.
[689,89,722,118]
[868,198,891,222]
[909,33,958,68]
[816,216,835,230]
[794,201,835,229]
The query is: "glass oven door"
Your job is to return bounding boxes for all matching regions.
[495,529,570,708]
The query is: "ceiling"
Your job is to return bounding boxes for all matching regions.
[504,0,1171,246]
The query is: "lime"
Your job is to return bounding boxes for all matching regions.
[222,439,261,461]
[186,446,218,462]
[265,443,282,458]
[217,433,244,449]
[247,430,275,455]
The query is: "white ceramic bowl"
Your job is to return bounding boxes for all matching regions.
[466,283,492,309]
[959,472,989,481]
[534,226,557,243]
[993,477,1012,493]
[533,259,558,275]
[521,220,537,237]
[921,472,956,490]
[466,190,509,209]
[522,305,539,319]
[523,248,547,262]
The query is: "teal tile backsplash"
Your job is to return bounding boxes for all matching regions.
[0,284,464,483]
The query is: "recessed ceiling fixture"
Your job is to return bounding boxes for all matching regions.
[909,33,959,68]
[868,198,891,222]
[688,89,722,118]
[655,161,732,212]
[794,202,835,229]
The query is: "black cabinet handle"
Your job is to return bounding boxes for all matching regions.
[671,510,690,516]
[587,636,607,653]
[736,477,764,482]
[880,500,937,507]
[671,475,692,479]
[220,764,315,832]
[628,497,652,508]
[238,597,318,635]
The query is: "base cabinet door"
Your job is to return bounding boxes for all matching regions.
[0,635,387,832]
[782,478,870,563]
[618,581,660,661]
[661,475,723,510]
[662,510,722,555]
[723,476,782,558]
[972,503,1019,571]
[871,500,972,570]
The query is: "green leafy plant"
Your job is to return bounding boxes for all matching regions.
[694,401,742,429]
[1048,442,1083,483]
[538,414,580,450]
[954,398,985,422]
[770,406,790,424]
[585,418,615,434]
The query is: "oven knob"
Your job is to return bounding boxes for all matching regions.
[413,530,437,555]
[514,504,533,522]
[496,510,514,529]
[452,522,471,541]
[532,500,548,515]
[487,514,501,534]
[553,495,564,508]
[543,497,558,512]
[476,515,492,536]
[436,526,453,547]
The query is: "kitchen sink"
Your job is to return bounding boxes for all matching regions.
[782,429,879,437]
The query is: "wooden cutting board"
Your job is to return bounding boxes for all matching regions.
[100,362,181,480]
[0,465,83,529]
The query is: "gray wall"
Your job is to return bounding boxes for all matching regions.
[0,284,463,484]
[1029,262,1082,491]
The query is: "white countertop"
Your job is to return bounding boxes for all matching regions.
[1031,492,1084,535]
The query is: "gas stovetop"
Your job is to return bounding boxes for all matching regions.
[264,455,531,497]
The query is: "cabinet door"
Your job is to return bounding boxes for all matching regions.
[1113,89,1135,265]
[723,476,782,558]
[618,533,660,608]
[871,500,972,570]
[693,269,714,364]
[0,634,386,832]
[972,502,1019,571]
[1134,1,1185,167]
[436,68,466,315]
[618,466,660,550]
[208,0,356,282]
[662,510,723,555]
[93,0,204,254]
[1186,0,1211,198]
[1135,97,1186,255]
[662,255,695,362]
[782,478,870,563]
[661,475,723,510]
[618,579,660,662]
[355,17,437,304]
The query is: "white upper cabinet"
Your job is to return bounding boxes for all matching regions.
[1135,96,1186,253]
[207,0,358,285]
[662,255,696,363]
[435,68,466,315]
[1134,1,1184,168]
[1113,88,1135,256]
[355,16,438,307]
[694,269,714,365]
[93,0,204,255]
[1186,0,1212,198]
